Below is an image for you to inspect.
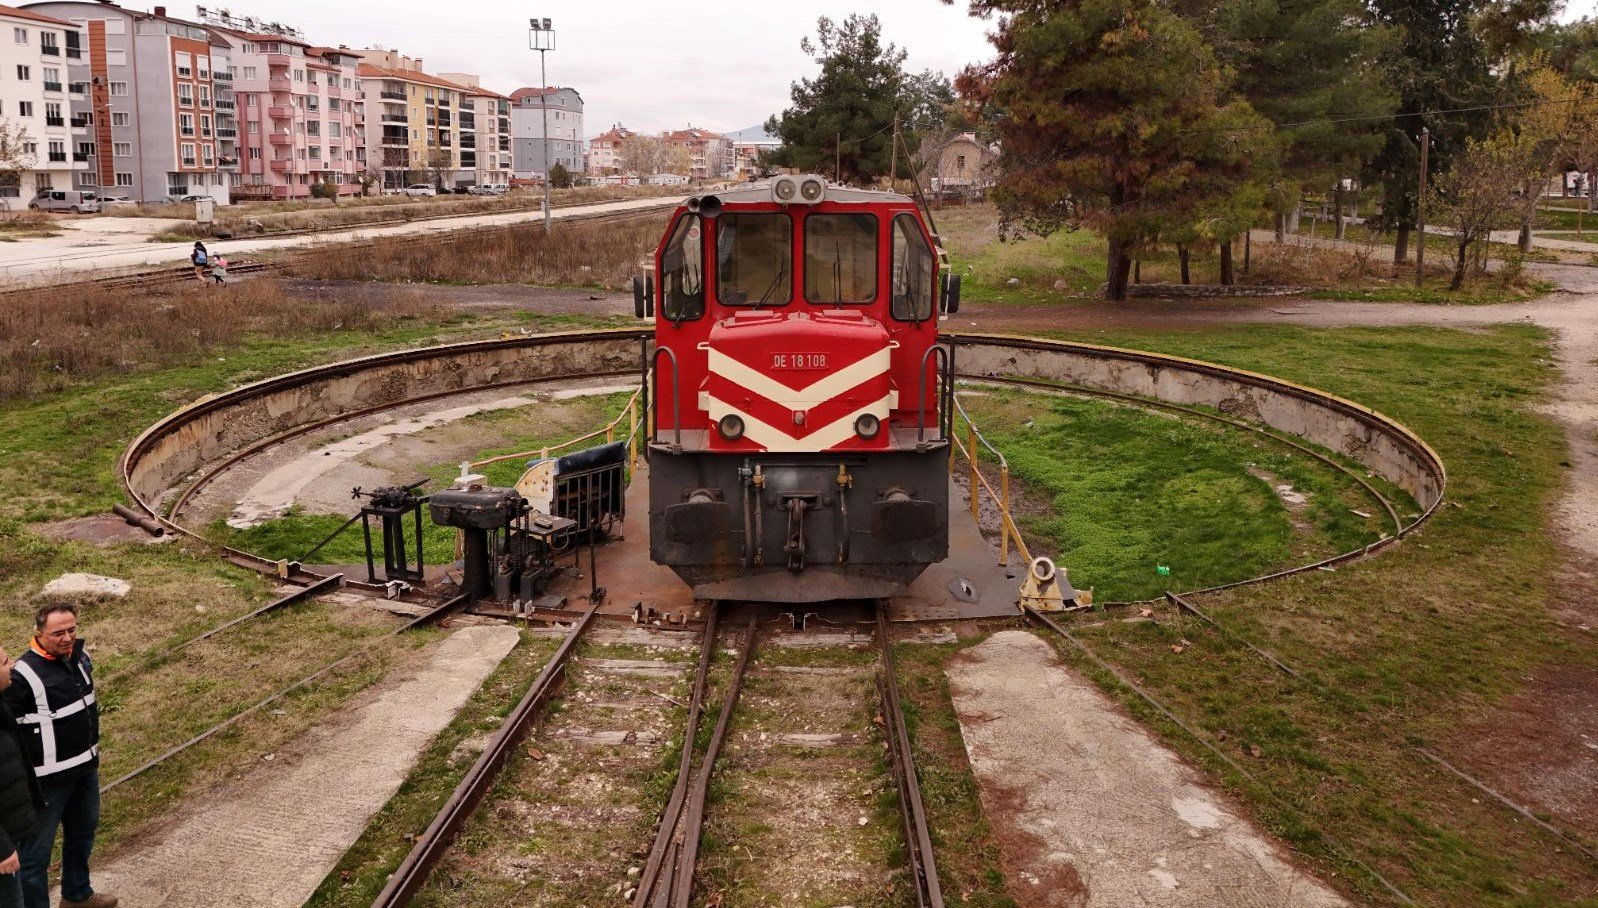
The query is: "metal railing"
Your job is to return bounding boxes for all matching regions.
[950,387,1031,567]
[470,384,645,473]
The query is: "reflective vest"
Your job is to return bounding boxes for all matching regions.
[9,646,98,778]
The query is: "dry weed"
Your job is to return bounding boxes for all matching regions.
[0,278,445,400]
[291,216,663,289]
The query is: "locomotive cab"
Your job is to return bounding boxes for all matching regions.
[641,176,956,603]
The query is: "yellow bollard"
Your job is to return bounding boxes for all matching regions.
[1000,464,1011,566]
[967,424,979,525]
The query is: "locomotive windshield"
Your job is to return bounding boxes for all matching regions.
[805,214,877,304]
[891,214,935,321]
[717,213,792,306]
[661,214,704,321]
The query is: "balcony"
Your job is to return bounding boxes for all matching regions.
[498,138,510,152]
[47,152,67,162]
[213,70,232,81]
[66,47,80,60]
[459,136,475,149]
[265,53,290,68]
[437,97,450,108]
[268,133,291,146]
[214,99,235,110]
[68,83,86,96]
[381,114,406,124]
[46,116,64,127]
[268,77,291,91]
[459,153,476,167]
[218,156,238,167]
[268,106,293,119]
[459,116,476,130]
[72,152,88,162]
[381,135,407,148]
[380,90,406,101]
[41,44,59,56]
[216,127,237,139]
[43,82,63,93]
[270,159,291,172]
[70,116,90,129]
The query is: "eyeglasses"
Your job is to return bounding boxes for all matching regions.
[40,626,77,640]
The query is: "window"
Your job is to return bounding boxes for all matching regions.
[112,112,130,127]
[197,56,209,78]
[248,147,260,160]
[43,67,61,90]
[242,66,257,80]
[109,81,128,97]
[179,113,194,136]
[78,171,96,187]
[328,122,341,138]
[17,102,32,118]
[293,69,303,82]
[44,102,62,126]
[201,145,213,165]
[35,174,52,191]
[660,214,704,321]
[247,121,258,134]
[180,143,195,166]
[955,154,967,171]
[76,141,93,156]
[199,85,210,107]
[113,142,131,157]
[105,49,125,66]
[175,51,191,77]
[13,27,27,44]
[716,213,791,307]
[16,65,30,81]
[40,31,57,52]
[246,94,257,107]
[306,120,319,136]
[178,84,193,106]
[200,115,211,137]
[308,146,320,160]
[890,214,935,322]
[116,172,133,187]
[804,214,877,305]
[47,140,65,162]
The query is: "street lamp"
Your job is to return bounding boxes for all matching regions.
[529,17,556,235]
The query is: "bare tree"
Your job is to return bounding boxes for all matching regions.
[620,135,690,178]
[0,122,36,212]
[1429,132,1544,289]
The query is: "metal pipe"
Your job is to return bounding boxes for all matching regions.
[916,344,950,443]
[651,345,682,448]
[111,503,165,537]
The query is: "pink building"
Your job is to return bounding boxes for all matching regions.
[214,30,365,199]
[587,124,634,176]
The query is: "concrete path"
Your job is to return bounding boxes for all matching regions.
[91,624,521,908]
[0,196,677,287]
[947,631,1347,907]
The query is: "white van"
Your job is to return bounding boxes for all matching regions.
[29,189,100,213]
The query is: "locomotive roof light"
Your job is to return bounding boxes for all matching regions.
[798,176,826,202]
[854,413,880,439]
[772,176,798,203]
[716,414,745,441]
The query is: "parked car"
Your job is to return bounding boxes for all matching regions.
[28,190,100,213]
[405,184,437,197]
[99,195,139,209]
[467,185,497,196]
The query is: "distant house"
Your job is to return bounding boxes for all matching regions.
[587,124,634,177]
[723,124,781,181]
[917,132,996,199]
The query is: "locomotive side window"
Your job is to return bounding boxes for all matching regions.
[717,213,792,306]
[661,214,705,321]
[891,214,935,322]
[804,213,877,304]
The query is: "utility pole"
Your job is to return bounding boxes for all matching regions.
[835,131,841,183]
[889,112,899,194]
[529,17,556,235]
[1416,126,1429,287]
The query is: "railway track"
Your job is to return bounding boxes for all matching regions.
[363,601,945,908]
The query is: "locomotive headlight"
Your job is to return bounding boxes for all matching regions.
[854,413,881,439]
[716,414,745,441]
[773,176,798,202]
[799,176,825,202]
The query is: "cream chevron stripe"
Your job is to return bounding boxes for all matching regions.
[705,346,893,407]
[707,392,895,453]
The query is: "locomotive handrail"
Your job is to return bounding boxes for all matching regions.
[651,344,683,449]
[470,385,643,470]
[916,343,952,443]
[948,391,1030,567]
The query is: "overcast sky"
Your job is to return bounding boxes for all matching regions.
[188,1,995,136]
[191,0,1598,139]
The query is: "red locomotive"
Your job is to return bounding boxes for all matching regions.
[635,174,960,602]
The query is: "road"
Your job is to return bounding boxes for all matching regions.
[0,195,679,288]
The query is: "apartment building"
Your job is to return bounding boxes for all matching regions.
[438,72,511,188]
[724,124,780,180]
[22,1,233,203]
[508,86,581,180]
[357,49,471,190]
[215,30,364,200]
[0,5,86,209]
[586,123,633,177]
[664,126,730,181]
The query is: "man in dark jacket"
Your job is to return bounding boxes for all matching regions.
[0,646,44,908]
[1,604,115,908]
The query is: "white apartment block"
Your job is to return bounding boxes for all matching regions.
[0,4,87,209]
[508,86,581,179]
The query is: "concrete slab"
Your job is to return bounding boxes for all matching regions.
[92,624,521,908]
[947,631,1347,907]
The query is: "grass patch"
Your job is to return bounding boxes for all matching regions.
[1012,321,1598,905]
[959,388,1394,600]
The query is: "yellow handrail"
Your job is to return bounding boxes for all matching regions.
[950,389,1032,566]
[470,384,644,470]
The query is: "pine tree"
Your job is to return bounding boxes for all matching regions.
[765,15,950,184]
[958,0,1274,300]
